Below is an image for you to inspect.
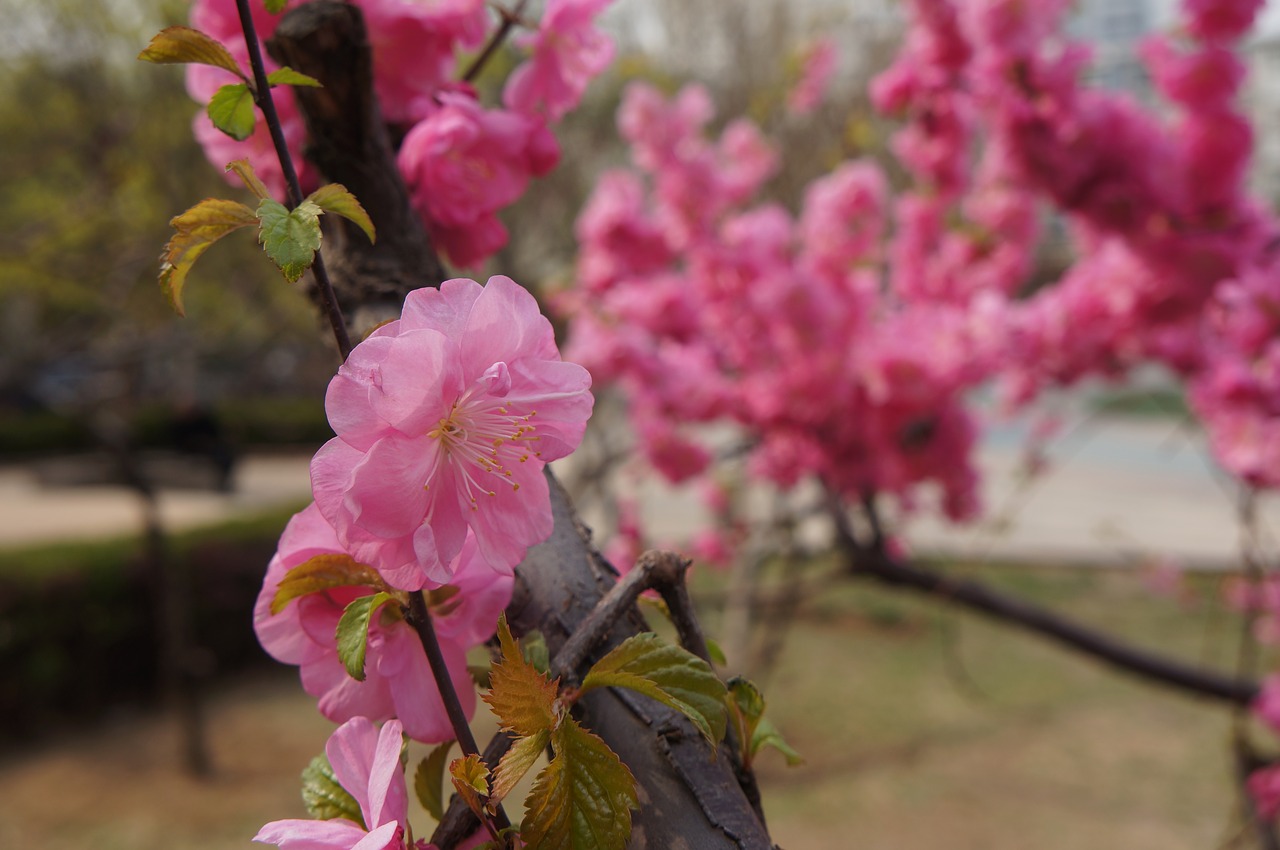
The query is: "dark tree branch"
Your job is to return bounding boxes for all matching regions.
[832,501,1259,706]
[268,0,445,334]
[234,0,351,359]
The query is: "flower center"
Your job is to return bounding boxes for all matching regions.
[426,393,542,510]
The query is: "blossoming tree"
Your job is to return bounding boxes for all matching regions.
[140,0,1280,845]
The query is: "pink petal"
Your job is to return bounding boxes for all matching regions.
[345,435,435,538]
[255,817,370,850]
[459,276,560,379]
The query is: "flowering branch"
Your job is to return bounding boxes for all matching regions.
[233,0,351,359]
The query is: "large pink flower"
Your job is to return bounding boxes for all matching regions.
[503,0,616,122]
[255,504,512,742]
[313,276,593,587]
[254,716,412,850]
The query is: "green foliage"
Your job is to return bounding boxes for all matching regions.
[581,632,728,745]
[305,184,377,244]
[267,67,322,88]
[207,82,256,140]
[159,198,258,315]
[726,676,802,768]
[264,0,289,12]
[335,591,397,681]
[256,198,324,283]
[522,717,638,850]
[270,553,388,614]
[301,752,366,827]
[448,753,491,820]
[137,26,244,79]
[227,158,272,199]
[492,728,549,807]
[414,741,454,822]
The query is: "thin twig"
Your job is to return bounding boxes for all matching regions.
[233,0,352,360]
[405,593,511,835]
[461,0,531,83]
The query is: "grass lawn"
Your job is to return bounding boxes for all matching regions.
[0,545,1267,849]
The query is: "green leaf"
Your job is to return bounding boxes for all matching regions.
[257,198,323,283]
[270,553,388,615]
[521,630,550,675]
[414,741,454,822]
[159,198,258,315]
[305,183,376,244]
[335,591,396,681]
[264,0,289,12]
[491,728,549,807]
[449,754,490,820]
[482,614,560,738]
[727,676,765,728]
[705,636,727,667]
[301,752,366,827]
[751,717,804,766]
[138,26,245,79]
[522,717,637,850]
[207,82,256,141]
[581,633,728,745]
[268,66,323,87]
[226,159,272,200]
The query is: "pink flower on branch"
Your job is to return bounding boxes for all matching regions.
[504,0,616,122]
[254,717,413,850]
[255,504,511,743]
[313,276,593,587]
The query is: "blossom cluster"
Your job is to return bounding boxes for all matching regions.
[188,0,615,266]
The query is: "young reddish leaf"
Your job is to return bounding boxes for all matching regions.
[490,728,549,807]
[226,159,272,200]
[267,66,322,88]
[413,741,454,822]
[270,553,388,615]
[257,198,323,283]
[137,26,244,79]
[301,752,367,827]
[207,82,256,141]
[449,754,491,820]
[335,591,396,681]
[482,614,560,738]
[522,717,637,850]
[159,198,257,315]
[305,183,377,244]
[580,633,728,745]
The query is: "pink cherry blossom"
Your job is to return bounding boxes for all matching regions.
[313,276,593,587]
[787,37,837,116]
[254,716,412,850]
[255,504,511,742]
[504,0,616,122]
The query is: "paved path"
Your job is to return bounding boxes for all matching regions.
[2,418,1277,568]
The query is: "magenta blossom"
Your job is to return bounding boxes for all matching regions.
[255,717,413,850]
[313,276,593,587]
[503,0,616,122]
[255,504,511,742]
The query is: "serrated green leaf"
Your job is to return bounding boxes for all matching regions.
[226,159,272,200]
[581,633,728,745]
[449,754,490,819]
[159,198,258,315]
[414,741,454,821]
[138,26,244,79]
[207,82,256,141]
[483,614,560,738]
[257,198,323,283]
[751,717,804,766]
[301,753,366,827]
[335,591,395,681]
[305,183,376,244]
[491,728,549,807]
[268,66,323,87]
[522,717,637,850]
[270,553,388,615]
[264,0,289,12]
